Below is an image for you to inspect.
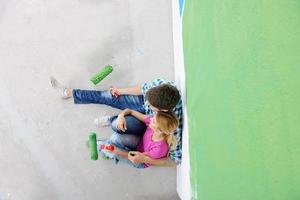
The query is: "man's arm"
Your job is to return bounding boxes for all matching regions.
[128,151,177,167]
[110,85,142,96]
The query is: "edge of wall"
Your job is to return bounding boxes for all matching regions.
[172,1,191,200]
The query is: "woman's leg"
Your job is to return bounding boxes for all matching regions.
[114,156,145,169]
[107,116,144,151]
[97,139,145,168]
[106,116,146,166]
[73,89,145,113]
[106,132,145,169]
[109,115,147,136]
[108,130,141,151]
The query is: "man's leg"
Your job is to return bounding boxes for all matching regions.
[50,77,145,112]
[75,90,147,139]
[73,89,145,113]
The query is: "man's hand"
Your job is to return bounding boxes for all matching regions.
[109,85,121,97]
[128,151,147,164]
[109,85,142,96]
[116,114,127,132]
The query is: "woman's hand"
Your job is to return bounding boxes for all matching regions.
[109,85,121,98]
[128,151,147,164]
[102,144,116,153]
[116,114,127,132]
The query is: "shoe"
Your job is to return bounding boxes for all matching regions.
[50,76,71,99]
[94,115,111,127]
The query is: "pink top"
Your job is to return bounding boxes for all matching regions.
[137,116,169,167]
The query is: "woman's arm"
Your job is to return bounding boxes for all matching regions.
[124,109,148,122]
[109,143,177,167]
[144,156,176,167]
[114,148,129,159]
[104,144,129,159]
[116,109,147,132]
[128,152,176,167]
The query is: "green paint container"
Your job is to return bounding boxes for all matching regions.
[88,133,98,160]
[90,65,113,85]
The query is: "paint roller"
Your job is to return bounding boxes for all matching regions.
[90,64,113,85]
[88,132,115,161]
[88,132,98,160]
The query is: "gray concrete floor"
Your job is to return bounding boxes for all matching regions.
[0,1,179,200]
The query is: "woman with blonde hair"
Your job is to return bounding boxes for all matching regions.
[99,108,179,168]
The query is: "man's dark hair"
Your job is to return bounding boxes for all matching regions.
[146,84,180,111]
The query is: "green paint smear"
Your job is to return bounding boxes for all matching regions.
[183,0,300,199]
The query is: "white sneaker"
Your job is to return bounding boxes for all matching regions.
[94,115,111,127]
[50,76,71,99]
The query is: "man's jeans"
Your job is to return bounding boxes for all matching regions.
[73,89,147,150]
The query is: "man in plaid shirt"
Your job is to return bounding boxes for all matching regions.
[51,77,183,167]
[138,78,183,166]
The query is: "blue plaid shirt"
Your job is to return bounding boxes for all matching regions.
[141,78,183,164]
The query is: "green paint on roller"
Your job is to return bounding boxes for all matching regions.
[90,65,113,85]
[89,133,98,160]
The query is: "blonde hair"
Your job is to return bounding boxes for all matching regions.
[152,111,179,150]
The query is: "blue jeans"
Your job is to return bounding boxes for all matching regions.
[98,139,145,169]
[73,89,145,113]
[108,116,147,169]
[73,89,147,150]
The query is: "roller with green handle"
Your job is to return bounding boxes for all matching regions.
[90,65,113,85]
[88,132,98,160]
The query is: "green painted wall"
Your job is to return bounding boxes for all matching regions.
[183,1,300,199]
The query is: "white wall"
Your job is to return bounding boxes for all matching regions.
[172,1,192,200]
